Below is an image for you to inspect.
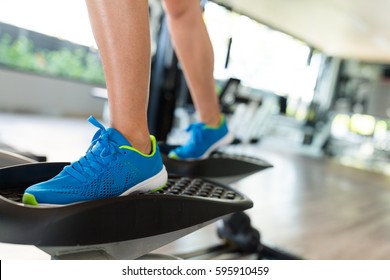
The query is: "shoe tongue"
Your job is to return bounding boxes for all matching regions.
[106,128,132,146]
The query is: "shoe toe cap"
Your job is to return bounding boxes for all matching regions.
[23,180,79,205]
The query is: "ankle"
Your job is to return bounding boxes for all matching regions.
[112,124,152,155]
[202,114,222,127]
[129,137,152,155]
[118,129,151,155]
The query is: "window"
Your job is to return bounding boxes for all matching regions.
[0,0,104,85]
[204,2,320,104]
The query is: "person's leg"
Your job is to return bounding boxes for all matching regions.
[163,0,220,126]
[163,0,233,160]
[86,0,151,154]
[22,0,167,206]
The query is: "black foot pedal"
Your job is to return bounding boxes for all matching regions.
[0,150,36,168]
[159,142,272,183]
[0,162,252,259]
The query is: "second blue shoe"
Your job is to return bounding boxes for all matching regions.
[168,115,233,160]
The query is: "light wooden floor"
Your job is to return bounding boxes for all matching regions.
[155,144,390,260]
[1,113,390,259]
[234,145,390,259]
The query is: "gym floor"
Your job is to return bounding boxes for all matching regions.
[1,112,390,260]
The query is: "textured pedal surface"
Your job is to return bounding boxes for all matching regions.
[153,177,242,201]
[0,188,23,203]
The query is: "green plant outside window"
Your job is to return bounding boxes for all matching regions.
[0,33,105,86]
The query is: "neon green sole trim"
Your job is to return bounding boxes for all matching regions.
[168,152,179,160]
[22,193,38,206]
[150,183,167,193]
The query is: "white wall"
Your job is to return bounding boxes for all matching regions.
[0,68,105,118]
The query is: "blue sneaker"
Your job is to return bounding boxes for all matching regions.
[23,116,168,206]
[168,115,233,160]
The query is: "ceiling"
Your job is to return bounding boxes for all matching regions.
[211,0,390,63]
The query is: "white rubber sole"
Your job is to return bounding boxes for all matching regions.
[121,165,168,195]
